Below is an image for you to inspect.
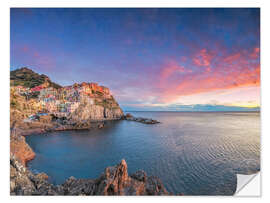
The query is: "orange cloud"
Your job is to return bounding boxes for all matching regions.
[157,47,260,103]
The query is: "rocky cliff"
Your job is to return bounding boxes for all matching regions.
[66,83,124,121]
[68,101,123,122]
[10,128,35,166]
[10,156,169,195]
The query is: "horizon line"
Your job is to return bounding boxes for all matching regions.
[123,110,260,112]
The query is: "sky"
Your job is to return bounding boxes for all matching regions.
[10,8,260,111]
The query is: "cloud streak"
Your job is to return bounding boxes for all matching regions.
[155,47,260,103]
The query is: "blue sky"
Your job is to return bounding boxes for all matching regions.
[11,8,260,111]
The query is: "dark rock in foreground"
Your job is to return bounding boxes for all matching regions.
[10,156,169,195]
[124,113,160,124]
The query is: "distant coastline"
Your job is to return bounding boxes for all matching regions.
[124,110,260,113]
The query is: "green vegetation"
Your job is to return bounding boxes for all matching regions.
[10,67,62,89]
[95,98,119,109]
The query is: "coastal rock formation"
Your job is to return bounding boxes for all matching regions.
[10,155,60,195]
[104,107,124,119]
[69,103,123,122]
[10,129,35,166]
[67,89,124,122]
[10,156,169,196]
[124,113,160,124]
[93,159,168,195]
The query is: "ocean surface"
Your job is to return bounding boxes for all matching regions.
[26,111,260,195]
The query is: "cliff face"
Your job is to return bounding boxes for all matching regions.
[62,85,124,121]
[10,157,169,196]
[10,129,35,166]
[68,99,123,122]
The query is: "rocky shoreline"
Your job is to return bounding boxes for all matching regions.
[124,113,160,124]
[10,155,169,195]
[10,114,166,195]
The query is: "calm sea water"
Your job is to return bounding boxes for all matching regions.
[26,112,260,195]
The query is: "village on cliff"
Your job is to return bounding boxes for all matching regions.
[11,79,113,118]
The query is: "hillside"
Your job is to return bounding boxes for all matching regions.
[10,67,62,89]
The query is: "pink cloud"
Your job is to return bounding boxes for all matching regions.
[223,53,241,63]
[192,49,214,67]
[156,47,260,103]
[161,61,188,80]
[13,44,56,71]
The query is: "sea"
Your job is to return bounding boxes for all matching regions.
[26,111,260,195]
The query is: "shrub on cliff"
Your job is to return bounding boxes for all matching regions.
[10,67,62,89]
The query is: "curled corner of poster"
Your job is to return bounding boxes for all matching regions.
[234,172,261,197]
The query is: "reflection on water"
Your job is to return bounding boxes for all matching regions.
[26,112,260,195]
